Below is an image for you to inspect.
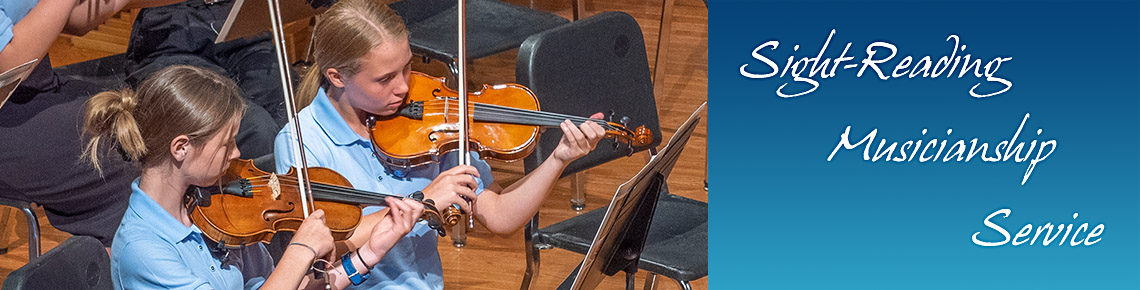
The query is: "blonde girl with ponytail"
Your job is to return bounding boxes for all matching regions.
[84,65,420,290]
[275,0,605,288]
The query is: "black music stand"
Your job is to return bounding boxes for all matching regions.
[558,102,706,290]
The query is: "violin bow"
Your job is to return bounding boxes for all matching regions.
[453,0,475,245]
[266,0,317,218]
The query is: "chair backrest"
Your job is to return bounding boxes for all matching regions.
[2,236,112,290]
[389,0,456,25]
[516,11,663,176]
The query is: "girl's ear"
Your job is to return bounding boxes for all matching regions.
[326,68,346,88]
[170,135,191,162]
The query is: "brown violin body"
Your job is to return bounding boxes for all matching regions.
[188,159,460,248]
[369,72,541,168]
[189,160,362,247]
[369,72,653,169]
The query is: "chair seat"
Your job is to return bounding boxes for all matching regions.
[52,53,128,89]
[400,0,569,62]
[2,236,111,290]
[538,193,708,282]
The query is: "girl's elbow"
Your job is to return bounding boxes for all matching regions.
[484,220,524,236]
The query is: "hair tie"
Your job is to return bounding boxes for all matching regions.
[116,144,133,162]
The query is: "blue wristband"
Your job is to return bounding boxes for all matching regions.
[342,251,369,285]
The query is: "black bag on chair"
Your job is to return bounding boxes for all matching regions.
[2,236,112,290]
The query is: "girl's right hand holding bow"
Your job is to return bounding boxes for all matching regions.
[291,209,336,262]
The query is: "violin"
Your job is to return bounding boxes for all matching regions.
[367,72,655,169]
[187,159,462,248]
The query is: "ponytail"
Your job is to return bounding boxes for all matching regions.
[82,89,145,174]
[81,65,246,174]
[296,61,324,110]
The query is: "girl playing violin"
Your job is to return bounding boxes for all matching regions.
[275,0,606,288]
[83,65,424,290]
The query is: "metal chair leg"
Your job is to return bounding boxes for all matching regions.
[625,271,636,290]
[642,273,659,290]
[447,60,461,84]
[20,205,39,260]
[570,173,586,210]
[520,215,541,290]
[676,279,691,290]
[651,0,677,98]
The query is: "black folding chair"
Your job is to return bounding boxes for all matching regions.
[0,197,39,260]
[390,0,569,82]
[2,236,112,290]
[515,11,707,290]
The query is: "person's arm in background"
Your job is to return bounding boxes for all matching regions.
[0,0,184,72]
[0,0,78,72]
[64,0,185,35]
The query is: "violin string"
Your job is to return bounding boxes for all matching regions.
[245,176,400,200]
[474,105,608,127]
[245,181,364,199]
[476,105,609,127]
[425,102,620,130]
[428,99,611,125]
[472,102,606,124]
[246,182,393,206]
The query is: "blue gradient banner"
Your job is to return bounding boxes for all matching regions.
[709,0,1140,289]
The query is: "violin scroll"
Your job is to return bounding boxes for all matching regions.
[604,122,654,155]
[408,191,462,236]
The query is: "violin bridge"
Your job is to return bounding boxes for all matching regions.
[269,174,281,200]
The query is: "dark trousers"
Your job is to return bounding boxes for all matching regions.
[0,35,279,247]
[126,0,287,160]
[0,61,134,247]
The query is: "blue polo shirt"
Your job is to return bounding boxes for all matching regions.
[0,0,37,53]
[275,88,494,290]
[111,179,274,290]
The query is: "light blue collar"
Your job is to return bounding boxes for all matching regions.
[311,87,369,146]
[128,178,200,244]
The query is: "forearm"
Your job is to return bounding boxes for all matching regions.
[262,246,317,290]
[324,241,385,289]
[0,0,77,71]
[64,0,183,35]
[475,157,568,234]
[346,210,385,248]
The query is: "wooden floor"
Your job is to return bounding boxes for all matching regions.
[0,0,707,289]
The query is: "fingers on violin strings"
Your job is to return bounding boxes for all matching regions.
[564,121,589,148]
[589,112,605,119]
[581,121,603,141]
[384,197,402,214]
[389,200,406,224]
[408,199,424,215]
[560,120,580,141]
[395,199,417,229]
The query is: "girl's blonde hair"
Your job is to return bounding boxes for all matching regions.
[82,65,247,173]
[296,0,408,108]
